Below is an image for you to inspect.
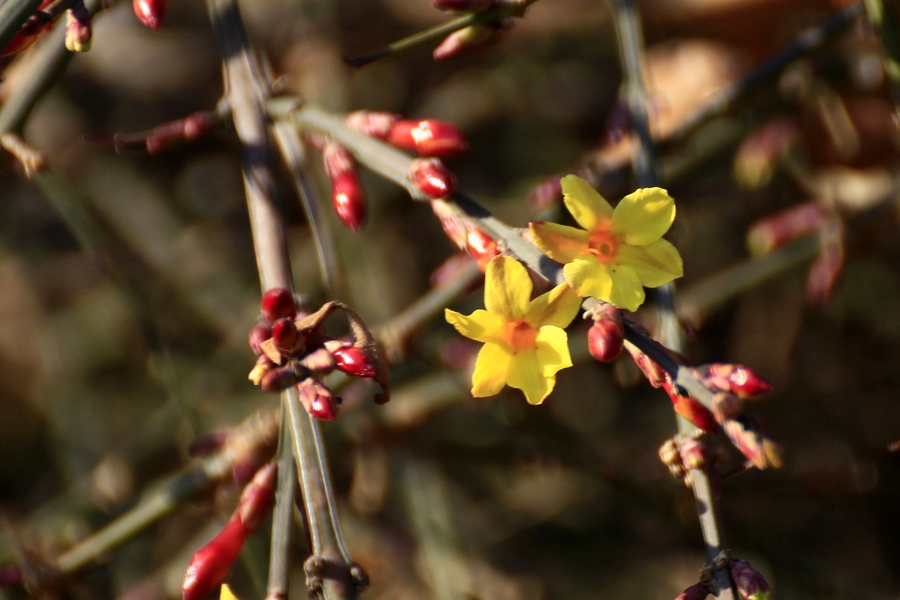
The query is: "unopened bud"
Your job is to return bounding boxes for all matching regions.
[697,363,773,398]
[323,140,367,231]
[431,0,494,12]
[806,225,844,306]
[409,158,456,199]
[465,227,500,271]
[729,559,771,600]
[674,583,709,600]
[344,110,399,138]
[182,519,246,600]
[433,23,495,60]
[298,378,339,421]
[260,365,299,392]
[585,304,624,362]
[662,382,720,433]
[734,117,800,189]
[712,392,742,422]
[431,199,468,249]
[237,463,277,530]
[331,345,376,378]
[746,201,830,256]
[133,0,166,29]
[387,119,468,158]
[64,3,92,53]
[529,175,563,213]
[271,318,298,355]
[623,344,668,388]
[260,288,296,321]
[722,416,781,469]
[248,322,273,357]
[679,436,709,470]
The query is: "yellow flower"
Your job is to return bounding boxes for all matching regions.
[445,255,581,405]
[220,585,239,600]
[529,175,683,312]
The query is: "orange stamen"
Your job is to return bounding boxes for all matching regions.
[503,320,537,353]
[588,228,618,263]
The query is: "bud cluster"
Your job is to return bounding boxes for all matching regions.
[182,463,277,600]
[247,289,389,419]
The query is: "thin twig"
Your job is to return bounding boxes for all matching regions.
[266,404,295,600]
[0,0,46,63]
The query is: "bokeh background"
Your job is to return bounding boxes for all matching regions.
[1,0,900,598]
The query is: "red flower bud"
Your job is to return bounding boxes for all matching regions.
[260,288,296,321]
[431,199,468,249]
[387,119,468,158]
[624,347,668,388]
[696,363,773,399]
[529,175,563,213]
[806,222,844,306]
[662,382,720,434]
[344,110,399,138]
[465,228,500,271]
[433,23,495,60]
[260,365,299,392]
[272,318,299,355]
[237,462,277,530]
[323,140,367,231]
[431,0,494,11]
[330,172,367,232]
[182,519,247,600]
[729,559,771,600]
[331,345,376,378]
[298,379,339,421]
[64,3,91,53]
[248,322,273,357]
[133,0,166,29]
[674,583,709,600]
[409,158,456,199]
[722,416,782,469]
[585,304,624,362]
[746,201,830,256]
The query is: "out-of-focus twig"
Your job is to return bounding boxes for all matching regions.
[343,0,540,68]
[665,2,865,144]
[862,0,900,121]
[0,0,45,63]
[266,406,295,600]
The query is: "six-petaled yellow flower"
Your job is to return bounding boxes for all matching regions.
[445,255,581,405]
[529,175,683,312]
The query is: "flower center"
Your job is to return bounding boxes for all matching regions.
[588,228,618,263]
[503,320,537,353]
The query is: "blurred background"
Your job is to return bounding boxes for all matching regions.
[1,0,900,598]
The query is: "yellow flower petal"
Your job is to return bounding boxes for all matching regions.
[471,342,512,397]
[445,308,503,343]
[507,349,553,404]
[535,327,572,377]
[611,187,675,246]
[529,221,589,264]
[617,238,683,288]
[484,255,531,321]
[606,264,645,312]
[221,585,240,600]
[561,174,613,232]
[563,255,612,300]
[525,282,581,329]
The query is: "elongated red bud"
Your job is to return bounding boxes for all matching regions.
[387,119,468,158]
[433,23,495,60]
[465,228,500,271]
[696,363,773,398]
[409,158,456,199]
[248,322,272,357]
[674,583,709,600]
[260,288,296,321]
[344,110,399,138]
[431,0,493,11]
[734,117,800,189]
[323,140,367,231]
[64,3,91,52]
[729,559,771,600]
[807,219,844,306]
[133,0,165,29]
[662,382,720,433]
[585,303,624,362]
[271,318,298,355]
[182,519,247,600]
[331,345,376,378]
[297,378,339,421]
[722,416,782,469]
[237,462,277,530]
[145,111,220,154]
[746,201,830,256]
